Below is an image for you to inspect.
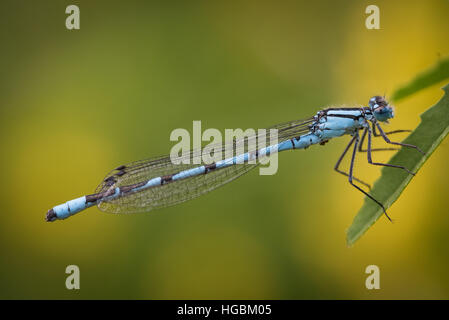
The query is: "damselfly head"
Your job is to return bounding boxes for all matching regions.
[369,96,394,122]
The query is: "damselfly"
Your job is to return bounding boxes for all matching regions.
[46,96,423,222]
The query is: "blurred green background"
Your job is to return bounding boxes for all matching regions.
[1,0,449,299]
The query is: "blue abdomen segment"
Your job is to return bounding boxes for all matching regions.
[293,133,321,149]
[51,196,94,220]
[276,133,322,151]
[172,166,206,180]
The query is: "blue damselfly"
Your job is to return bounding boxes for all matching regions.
[46,96,423,222]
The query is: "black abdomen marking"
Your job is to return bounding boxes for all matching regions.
[205,163,217,174]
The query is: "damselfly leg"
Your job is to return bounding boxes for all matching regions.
[334,134,371,189]
[358,127,398,152]
[366,125,415,175]
[372,123,412,137]
[358,124,412,152]
[375,122,425,155]
[336,121,423,222]
[347,132,393,222]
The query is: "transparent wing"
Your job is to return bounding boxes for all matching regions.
[273,117,314,141]
[95,117,314,214]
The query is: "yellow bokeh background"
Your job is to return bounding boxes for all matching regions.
[1,0,449,299]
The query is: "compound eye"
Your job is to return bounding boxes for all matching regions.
[369,96,388,109]
[375,106,385,113]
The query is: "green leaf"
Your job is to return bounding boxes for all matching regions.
[346,83,449,246]
[392,58,449,101]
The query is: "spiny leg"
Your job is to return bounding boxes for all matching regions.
[367,126,415,175]
[372,123,412,137]
[375,122,425,154]
[383,130,412,135]
[334,134,371,189]
[348,133,393,222]
[358,126,398,152]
